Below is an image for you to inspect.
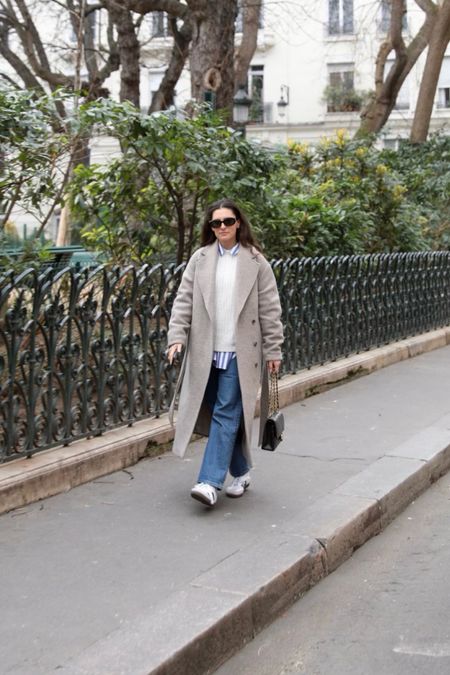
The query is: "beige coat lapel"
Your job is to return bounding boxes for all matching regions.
[234,246,259,320]
[197,243,259,322]
[196,244,218,321]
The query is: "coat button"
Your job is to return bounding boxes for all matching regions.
[254,363,258,368]
[253,342,257,347]
[251,319,256,324]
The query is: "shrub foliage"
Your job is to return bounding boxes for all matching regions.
[1,87,449,264]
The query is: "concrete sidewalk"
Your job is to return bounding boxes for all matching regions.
[2,344,450,674]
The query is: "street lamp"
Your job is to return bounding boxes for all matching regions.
[233,85,252,135]
[277,85,290,119]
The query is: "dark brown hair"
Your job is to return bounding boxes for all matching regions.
[200,198,262,251]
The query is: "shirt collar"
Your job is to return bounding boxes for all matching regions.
[218,242,240,257]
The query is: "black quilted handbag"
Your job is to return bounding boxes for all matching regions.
[261,371,284,451]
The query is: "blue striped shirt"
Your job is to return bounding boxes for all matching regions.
[213,242,239,370]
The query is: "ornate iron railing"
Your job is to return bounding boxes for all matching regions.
[1,252,450,462]
[275,253,450,373]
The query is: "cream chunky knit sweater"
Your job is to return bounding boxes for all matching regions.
[213,247,238,352]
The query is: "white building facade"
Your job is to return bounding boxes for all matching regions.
[2,0,449,148]
[3,0,450,237]
[235,0,450,145]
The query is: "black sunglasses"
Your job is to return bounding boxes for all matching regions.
[209,217,237,229]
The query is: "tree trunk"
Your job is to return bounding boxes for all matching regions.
[105,1,141,106]
[188,0,238,117]
[234,0,262,90]
[410,0,450,142]
[149,17,192,112]
[55,204,70,247]
[356,0,436,137]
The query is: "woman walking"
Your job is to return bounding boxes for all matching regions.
[167,198,283,507]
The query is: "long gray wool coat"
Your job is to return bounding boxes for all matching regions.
[167,243,284,467]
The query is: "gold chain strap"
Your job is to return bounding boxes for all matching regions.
[268,370,279,416]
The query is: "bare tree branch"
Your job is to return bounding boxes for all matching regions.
[414,0,437,14]
[14,0,65,84]
[234,0,262,90]
[96,10,120,84]
[411,0,450,141]
[356,0,438,136]
[390,0,407,54]
[122,0,189,19]
[0,21,46,91]
[6,0,71,88]
[149,15,192,112]
[103,0,140,105]
[0,0,120,102]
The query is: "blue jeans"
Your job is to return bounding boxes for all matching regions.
[198,358,249,489]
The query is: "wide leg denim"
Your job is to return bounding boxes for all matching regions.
[198,358,249,489]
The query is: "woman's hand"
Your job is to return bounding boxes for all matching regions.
[167,343,183,365]
[267,360,281,374]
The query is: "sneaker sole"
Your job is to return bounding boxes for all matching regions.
[191,491,216,507]
[225,484,250,498]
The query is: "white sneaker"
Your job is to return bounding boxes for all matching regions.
[226,473,251,498]
[191,482,218,507]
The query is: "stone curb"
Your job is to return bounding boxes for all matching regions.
[1,326,450,516]
[61,412,450,675]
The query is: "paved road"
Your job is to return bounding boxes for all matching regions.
[216,470,450,675]
[1,345,450,673]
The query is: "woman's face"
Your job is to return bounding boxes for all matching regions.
[210,207,240,249]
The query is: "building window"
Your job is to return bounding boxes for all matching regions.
[329,68,354,90]
[379,0,407,33]
[325,64,363,111]
[437,57,450,108]
[249,65,264,123]
[328,0,354,35]
[438,87,450,109]
[151,11,167,37]
[383,138,399,150]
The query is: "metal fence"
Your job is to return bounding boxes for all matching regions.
[1,252,450,462]
[277,253,450,373]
